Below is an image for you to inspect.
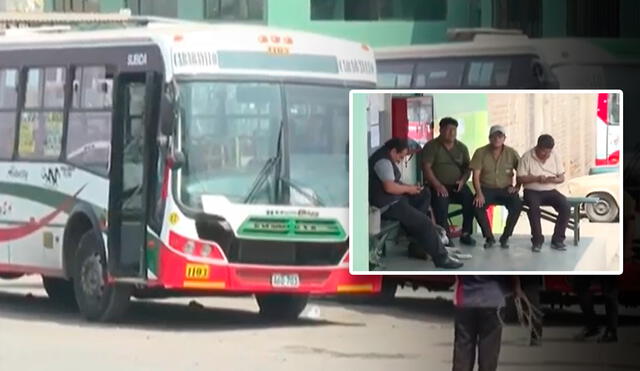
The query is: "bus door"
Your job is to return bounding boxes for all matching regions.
[108,71,161,278]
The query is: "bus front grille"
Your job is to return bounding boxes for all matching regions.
[228,240,348,266]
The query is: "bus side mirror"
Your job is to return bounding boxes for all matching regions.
[160,102,175,136]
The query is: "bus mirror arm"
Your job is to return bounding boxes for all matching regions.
[166,149,186,170]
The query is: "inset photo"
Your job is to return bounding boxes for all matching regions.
[349,90,622,274]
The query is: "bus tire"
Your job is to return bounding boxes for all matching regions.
[255,293,309,321]
[72,230,131,322]
[42,276,77,308]
[586,192,619,223]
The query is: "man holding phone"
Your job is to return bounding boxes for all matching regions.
[516,134,570,252]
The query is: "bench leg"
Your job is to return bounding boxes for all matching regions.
[573,206,580,246]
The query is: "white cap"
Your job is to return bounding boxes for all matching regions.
[489,125,506,136]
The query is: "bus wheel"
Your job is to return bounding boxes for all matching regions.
[255,293,309,321]
[42,276,77,308]
[586,193,619,223]
[72,230,131,322]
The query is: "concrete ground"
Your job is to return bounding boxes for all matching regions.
[0,275,638,371]
[378,214,620,273]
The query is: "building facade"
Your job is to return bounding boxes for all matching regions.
[41,0,640,46]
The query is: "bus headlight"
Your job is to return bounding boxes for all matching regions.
[184,240,196,254]
[201,244,213,257]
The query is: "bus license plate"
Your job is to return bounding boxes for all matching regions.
[185,264,209,279]
[271,273,300,288]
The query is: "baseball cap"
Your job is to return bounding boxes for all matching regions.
[489,125,506,136]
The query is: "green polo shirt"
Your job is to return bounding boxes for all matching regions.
[421,137,470,186]
[470,144,520,189]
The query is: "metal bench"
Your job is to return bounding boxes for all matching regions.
[521,196,600,246]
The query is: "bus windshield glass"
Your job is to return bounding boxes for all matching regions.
[177,81,349,209]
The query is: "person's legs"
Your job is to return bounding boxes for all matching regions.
[521,276,543,345]
[599,276,619,342]
[523,190,544,250]
[430,187,452,234]
[453,307,479,371]
[573,276,600,339]
[450,184,477,245]
[383,198,452,265]
[475,187,500,246]
[542,190,570,246]
[495,189,523,246]
[477,307,502,371]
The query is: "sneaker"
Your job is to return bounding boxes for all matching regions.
[484,238,496,249]
[460,234,476,246]
[434,256,464,269]
[597,330,618,343]
[532,244,542,253]
[499,238,509,249]
[551,242,567,251]
[574,327,600,341]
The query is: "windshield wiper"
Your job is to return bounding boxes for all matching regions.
[243,119,284,203]
[278,176,325,207]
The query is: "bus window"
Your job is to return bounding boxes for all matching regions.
[19,67,65,160]
[65,66,113,174]
[465,60,511,87]
[377,61,413,88]
[0,68,17,159]
[413,60,465,88]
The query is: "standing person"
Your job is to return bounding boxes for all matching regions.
[573,276,619,343]
[517,134,570,252]
[422,117,476,247]
[470,125,523,249]
[369,138,463,269]
[452,275,523,371]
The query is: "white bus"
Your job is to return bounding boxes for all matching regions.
[0,15,381,322]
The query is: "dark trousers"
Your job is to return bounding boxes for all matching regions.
[431,184,475,237]
[382,188,448,263]
[453,307,502,371]
[474,187,523,242]
[523,189,570,245]
[573,276,619,333]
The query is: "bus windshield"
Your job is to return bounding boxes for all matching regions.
[177,81,349,209]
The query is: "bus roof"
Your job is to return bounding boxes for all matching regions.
[374,35,537,60]
[0,20,376,84]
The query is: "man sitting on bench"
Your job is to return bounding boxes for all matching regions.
[369,138,463,269]
[517,134,570,252]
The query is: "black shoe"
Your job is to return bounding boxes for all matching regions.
[434,256,463,269]
[574,327,600,341]
[551,242,567,251]
[484,238,496,249]
[597,330,618,343]
[532,244,542,253]
[499,238,509,249]
[445,239,455,248]
[460,234,476,246]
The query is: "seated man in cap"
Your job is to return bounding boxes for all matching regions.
[369,138,463,269]
[517,134,569,252]
[470,125,523,248]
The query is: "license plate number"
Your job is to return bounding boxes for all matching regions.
[185,264,209,279]
[271,273,300,288]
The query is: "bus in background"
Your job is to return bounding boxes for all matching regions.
[375,29,558,89]
[0,14,380,322]
[595,92,620,166]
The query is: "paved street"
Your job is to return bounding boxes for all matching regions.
[0,275,638,371]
